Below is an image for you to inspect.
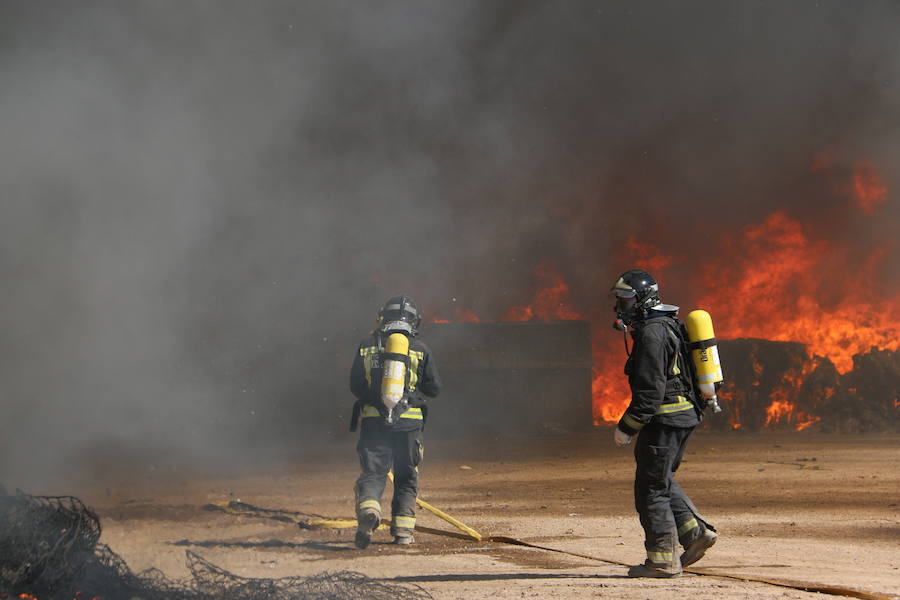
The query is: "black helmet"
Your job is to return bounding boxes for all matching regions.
[377,295,421,335]
[611,269,661,325]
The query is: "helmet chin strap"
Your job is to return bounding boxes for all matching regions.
[636,295,653,318]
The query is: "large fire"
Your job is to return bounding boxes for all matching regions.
[695,210,898,374]
[429,158,896,430]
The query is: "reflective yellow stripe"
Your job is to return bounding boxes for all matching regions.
[655,396,694,415]
[622,413,645,431]
[361,345,421,392]
[400,407,423,420]
[363,354,373,386]
[360,345,380,387]
[408,350,423,391]
[647,551,673,562]
[361,405,382,418]
[678,517,698,536]
[359,499,381,512]
[392,516,416,528]
[360,405,423,420]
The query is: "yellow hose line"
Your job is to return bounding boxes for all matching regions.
[208,500,892,600]
[479,536,893,600]
[299,517,480,540]
[412,498,482,541]
[684,568,895,600]
[388,471,482,541]
[207,500,473,539]
[209,476,483,541]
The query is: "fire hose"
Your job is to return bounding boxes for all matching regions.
[206,492,894,600]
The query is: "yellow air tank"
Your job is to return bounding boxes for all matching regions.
[380,333,409,413]
[685,310,723,412]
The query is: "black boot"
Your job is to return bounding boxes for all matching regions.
[681,528,718,567]
[627,559,682,578]
[629,532,681,578]
[354,509,380,549]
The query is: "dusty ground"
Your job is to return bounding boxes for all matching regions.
[50,431,900,599]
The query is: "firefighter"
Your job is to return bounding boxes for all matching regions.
[349,295,442,548]
[610,269,718,577]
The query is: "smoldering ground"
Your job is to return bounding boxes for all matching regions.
[0,1,898,489]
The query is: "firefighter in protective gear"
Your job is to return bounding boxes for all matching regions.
[610,269,718,577]
[349,295,442,549]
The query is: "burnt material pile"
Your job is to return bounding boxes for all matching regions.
[711,340,899,433]
[0,490,432,600]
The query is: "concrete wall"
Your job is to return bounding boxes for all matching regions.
[421,321,593,438]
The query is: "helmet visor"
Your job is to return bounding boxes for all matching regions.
[614,295,636,313]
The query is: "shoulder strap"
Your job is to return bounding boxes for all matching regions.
[667,318,705,419]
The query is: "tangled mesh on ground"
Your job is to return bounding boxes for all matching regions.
[0,489,432,600]
[0,492,100,593]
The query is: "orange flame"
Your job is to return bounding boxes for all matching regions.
[455,308,481,323]
[760,360,825,430]
[591,337,631,424]
[764,399,795,427]
[498,261,632,424]
[696,211,898,374]
[795,412,822,431]
[502,260,583,321]
[623,236,673,274]
[427,158,895,429]
[5,594,100,600]
[427,308,482,323]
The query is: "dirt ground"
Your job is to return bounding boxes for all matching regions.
[49,431,900,600]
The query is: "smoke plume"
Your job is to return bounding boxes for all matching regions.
[1,1,898,488]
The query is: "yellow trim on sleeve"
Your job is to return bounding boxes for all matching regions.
[622,413,645,431]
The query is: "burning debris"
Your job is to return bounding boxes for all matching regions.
[426,263,898,433]
[425,155,898,434]
[818,347,900,433]
[0,490,433,600]
[712,338,831,432]
[678,339,898,433]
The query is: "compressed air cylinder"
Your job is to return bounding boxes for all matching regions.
[380,333,409,410]
[685,310,724,400]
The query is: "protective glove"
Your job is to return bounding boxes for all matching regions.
[614,427,633,447]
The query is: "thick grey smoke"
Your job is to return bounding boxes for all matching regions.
[1,1,898,488]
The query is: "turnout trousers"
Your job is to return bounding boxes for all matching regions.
[354,426,424,537]
[633,422,712,563]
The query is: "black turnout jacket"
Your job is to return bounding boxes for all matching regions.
[616,315,700,436]
[349,331,442,432]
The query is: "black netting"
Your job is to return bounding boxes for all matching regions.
[0,490,432,600]
[187,552,433,600]
[0,493,100,593]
